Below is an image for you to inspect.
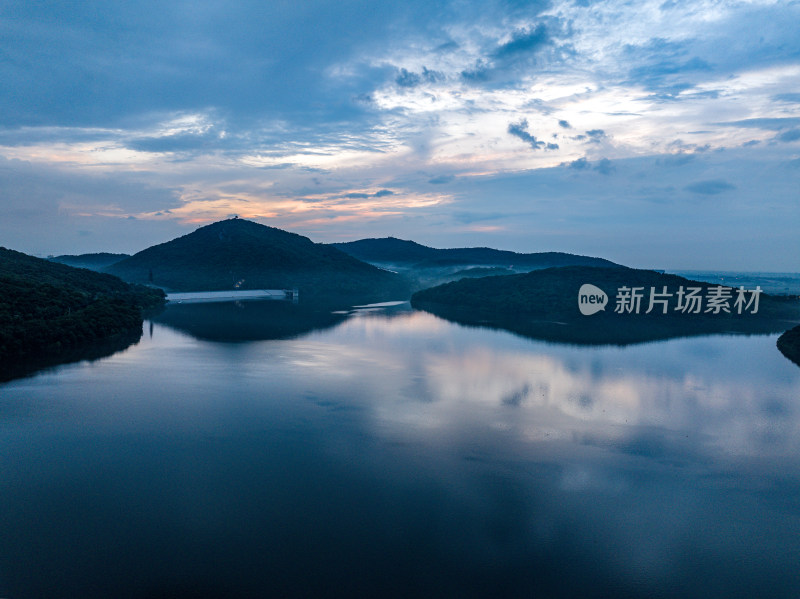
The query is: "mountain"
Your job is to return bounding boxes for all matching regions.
[332,237,437,264]
[50,252,130,271]
[411,266,800,345]
[332,237,621,269]
[0,247,165,378]
[107,218,409,303]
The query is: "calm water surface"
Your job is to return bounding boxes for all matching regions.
[1,302,799,598]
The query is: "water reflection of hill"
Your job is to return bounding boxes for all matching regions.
[0,328,143,382]
[414,304,797,346]
[151,300,350,342]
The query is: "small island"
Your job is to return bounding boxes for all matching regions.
[411,266,800,346]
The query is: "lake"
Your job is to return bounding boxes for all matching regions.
[1,301,800,598]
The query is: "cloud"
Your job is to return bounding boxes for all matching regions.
[684,180,736,195]
[460,60,492,83]
[493,24,549,59]
[452,210,508,224]
[343,189,395,199]
[508,119,558,150]
[563,157,614,174]
[395,67,444,88]
[594,158,615,175]
[585,129,606,142]
[567,157,589,170]
[126,130,228,154]
[396,69,422,88]
[657,153,696,167]
[0,0,425,132]
[1,0,799,269]
[776,129,800,143]
[715,118,800,131]
[772,93,800,104]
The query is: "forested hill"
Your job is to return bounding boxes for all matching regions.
[412,266,800,345]
[333,237,620,269]
[107,218,409,302]
[0,247,164,370]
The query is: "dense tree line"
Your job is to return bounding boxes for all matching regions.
[0,247,165,365]
[411,266,800,345]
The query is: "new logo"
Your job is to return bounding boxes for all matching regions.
[578,284,608,316]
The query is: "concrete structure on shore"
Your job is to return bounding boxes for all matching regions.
[166,289,298,304]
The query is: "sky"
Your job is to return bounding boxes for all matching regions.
[1,0,799,270]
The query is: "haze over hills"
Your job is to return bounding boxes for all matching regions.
[332,237,621,269]
[107,218,409,303]
[50,253,130,271]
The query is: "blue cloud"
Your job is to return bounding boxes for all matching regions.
[461,60,492,83]
[657,153,696,167]
[493,24,548,58]
[582,129,606,144]
[396,66,444,88]
[395,69,422,87]
[776,129,800,143]
[563,157,614,174]
[508,119,558,150]
[343,189,395,199]
[0,0,443,131]
[126,130,229,154]
[684,180,736,195]
[594,158,615,175]
[773,93,800,104]
[771,92,800,104]
[567,157,590,170]
[715,117,800,131]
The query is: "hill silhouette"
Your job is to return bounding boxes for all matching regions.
[412,266,800,345]
[333,237,620,269]
[50,252,130,271]
[0,247,164,379]
[107,218,409,304]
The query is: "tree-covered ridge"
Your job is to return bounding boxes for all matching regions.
[0,247,165,366]
[333,237,621,269]
[412,266,800,345]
